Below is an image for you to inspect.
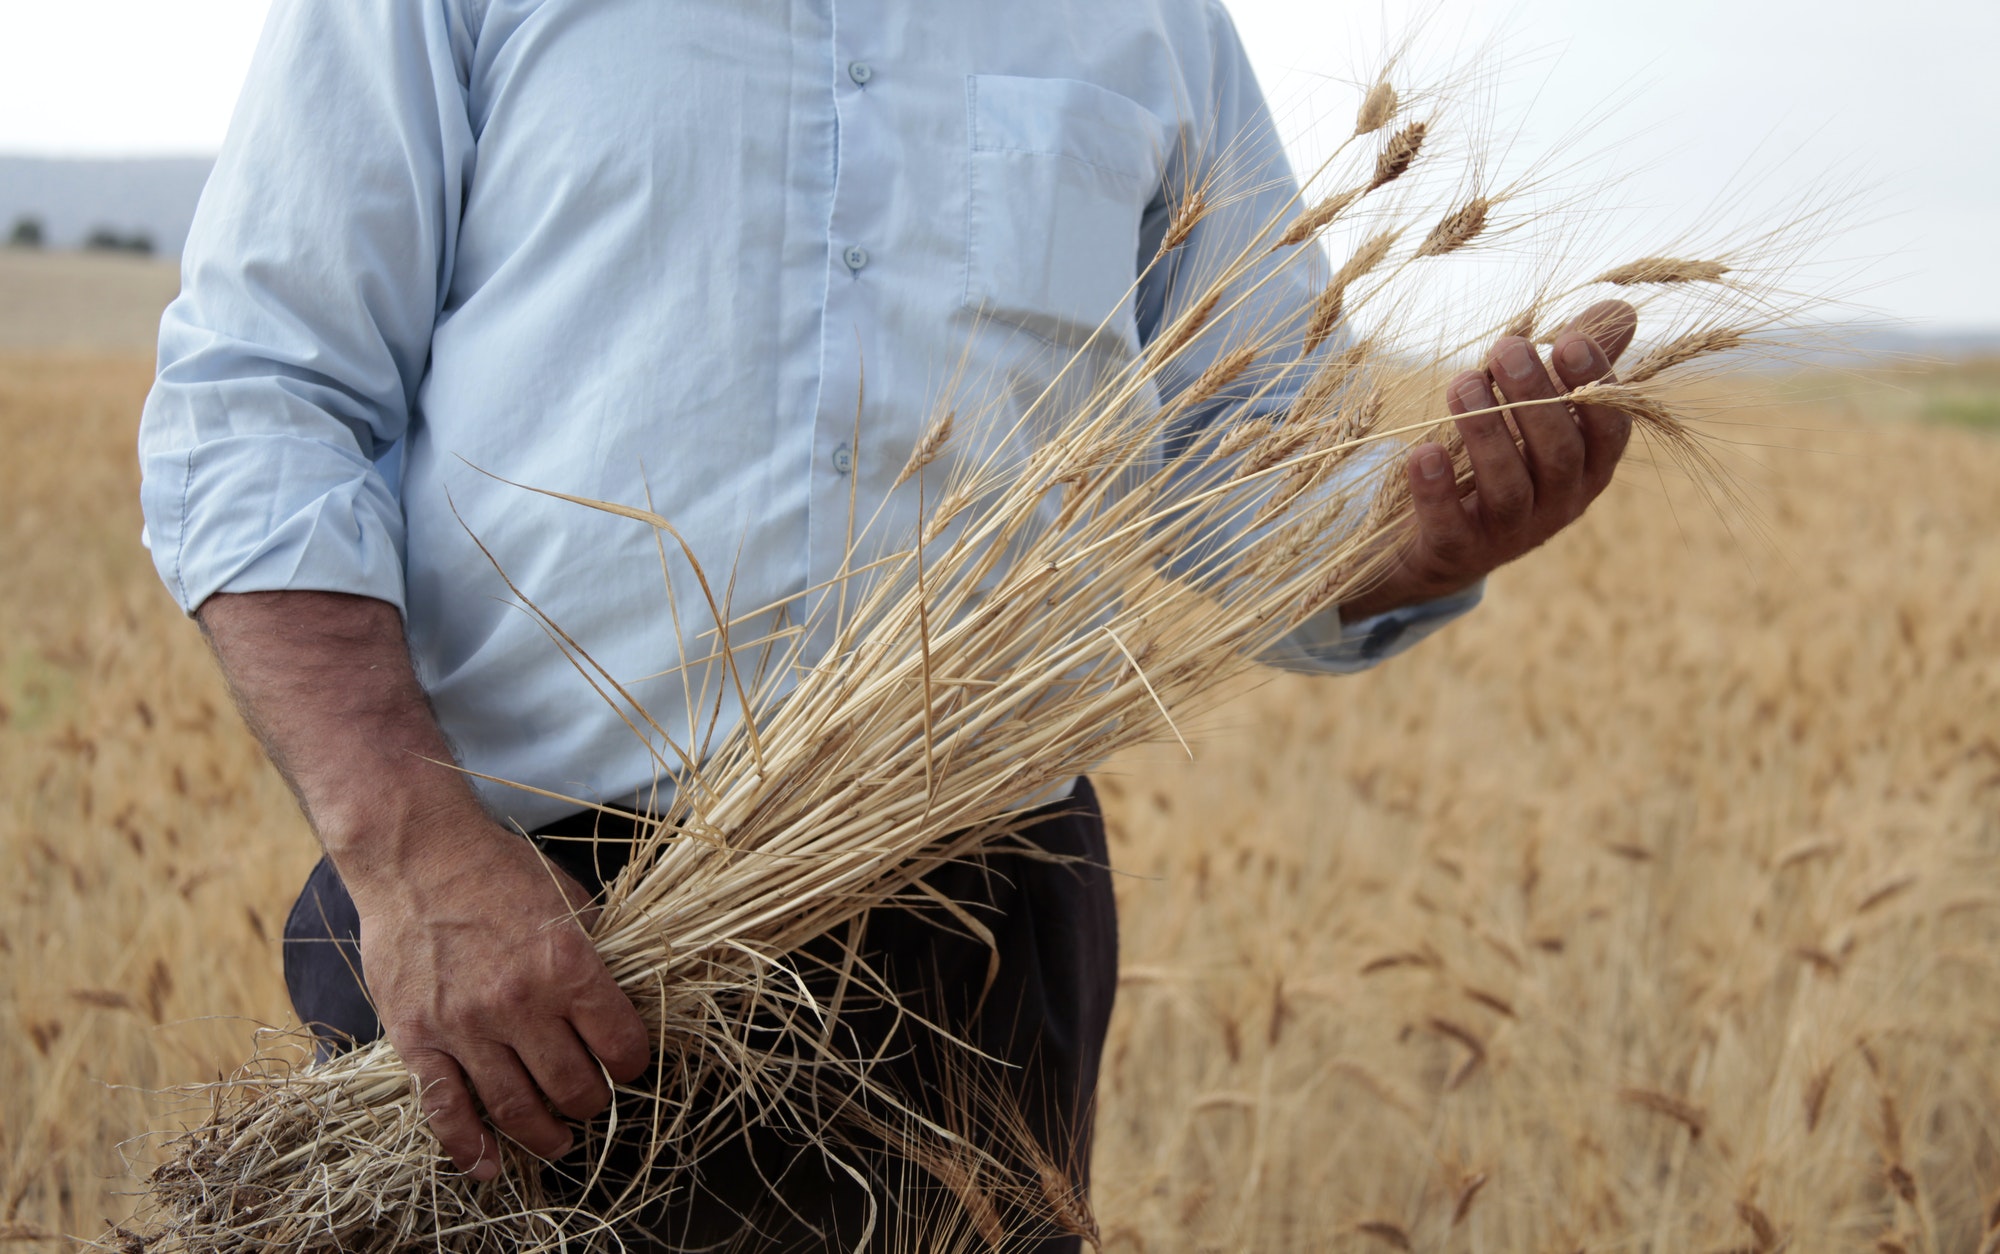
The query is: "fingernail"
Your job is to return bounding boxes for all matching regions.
[1419,448,1450,481]
[1455,377,1488,409]
[1498,339,1538,381]
[1560,336,1595,375]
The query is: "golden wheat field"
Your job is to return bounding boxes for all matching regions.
[1,257,1998,1251]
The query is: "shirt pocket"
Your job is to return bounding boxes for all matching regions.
[964,74,1166,351]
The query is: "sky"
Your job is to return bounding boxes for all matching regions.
[1,0,1994,329]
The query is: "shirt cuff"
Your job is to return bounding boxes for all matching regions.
[1258,579,1485,675]
[140,433,409,616]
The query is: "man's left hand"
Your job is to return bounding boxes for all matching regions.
[1338,299,1640,623]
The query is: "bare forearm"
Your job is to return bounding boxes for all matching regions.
[199,589,647,1173]
[196,590,484,880]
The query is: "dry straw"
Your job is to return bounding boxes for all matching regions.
[124,45,1820,1254]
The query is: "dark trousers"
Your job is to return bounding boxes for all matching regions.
[283,778,1118,1251]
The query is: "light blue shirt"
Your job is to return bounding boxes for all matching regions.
[139,0,1479,830]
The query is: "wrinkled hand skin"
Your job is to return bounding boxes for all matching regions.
[351,822,653,1181]
[1338,299,1640,623]
[193,589,651,1182]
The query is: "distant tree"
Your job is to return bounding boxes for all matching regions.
[82,226,155,257]
[6,215,43,249]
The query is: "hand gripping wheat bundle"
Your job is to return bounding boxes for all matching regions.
[124,60,1828,1254]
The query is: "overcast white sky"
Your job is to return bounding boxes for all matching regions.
[2,0,1993,328]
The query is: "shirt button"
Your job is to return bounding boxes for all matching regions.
[842,245,869,272]
[848,61,874,86]
[831,443,853,475]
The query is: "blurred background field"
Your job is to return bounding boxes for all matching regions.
[1,253,1997,1250]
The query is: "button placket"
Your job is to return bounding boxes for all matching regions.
[811,8,892,604]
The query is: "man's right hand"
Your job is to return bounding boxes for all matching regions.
[195,590,650,1180]
[343,808,651,1180]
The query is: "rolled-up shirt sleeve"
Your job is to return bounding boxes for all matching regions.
[138,0,477,616]
[1139,0,1480,677]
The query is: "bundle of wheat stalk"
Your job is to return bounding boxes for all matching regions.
[124,55,1824,1254]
